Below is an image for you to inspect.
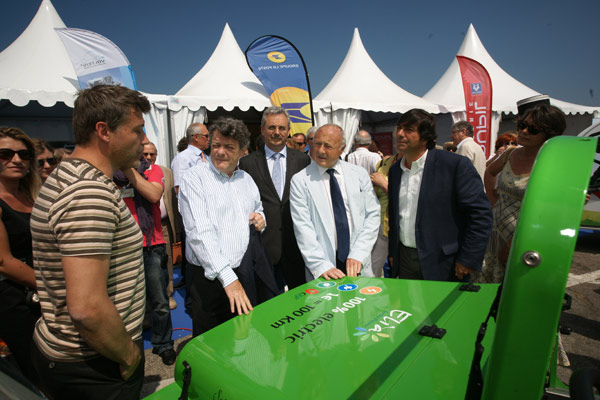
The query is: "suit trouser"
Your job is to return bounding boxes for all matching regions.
[370,226,388,278]
[397,242,424,280]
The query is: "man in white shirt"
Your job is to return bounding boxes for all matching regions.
[290,124,380,280]
[178,117,276,335]
[388,109,491,282]
[171,122,209,194]
[346,130,382,174]
[450,121,486,180]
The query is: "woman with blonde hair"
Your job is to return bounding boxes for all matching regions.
[0,126,41,384]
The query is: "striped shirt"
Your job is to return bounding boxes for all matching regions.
[31,158,145,361]
[178,161,264,288]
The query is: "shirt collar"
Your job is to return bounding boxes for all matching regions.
[264,144,287,159]
[457,137,471,149]
[315,159,342,177]
[400,149,428,173]
[209,157,239,179]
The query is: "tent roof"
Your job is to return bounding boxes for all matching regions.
[423,24,599,116]
[314,28,442,114]
[175,23,270,112]
[0,0,79,107]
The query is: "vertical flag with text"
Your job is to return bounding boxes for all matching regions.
[456,56,493,157]
[55,28,137,90]
[246,35,314,136]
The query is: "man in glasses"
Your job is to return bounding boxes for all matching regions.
[171,122,209,194]
[450,121,486,180]
[292,133,307,152]
[30,84,150,399]
[143,141,180,311]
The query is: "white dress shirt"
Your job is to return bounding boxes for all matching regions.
[346,147,382,174]
[178,161,265,288]
[398,150,428,248]
[171,145,205,188]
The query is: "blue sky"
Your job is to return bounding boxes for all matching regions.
[1,0,598,106]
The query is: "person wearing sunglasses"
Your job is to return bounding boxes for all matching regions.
[0,127,42,386]
[474,102,565,284]
[32,138,58,183]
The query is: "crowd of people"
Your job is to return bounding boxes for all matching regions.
[0,84,567,399]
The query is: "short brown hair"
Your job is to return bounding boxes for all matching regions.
[72,85,151,145]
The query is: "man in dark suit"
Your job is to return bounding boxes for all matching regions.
[388,109,492,281]
[239,106,311,291]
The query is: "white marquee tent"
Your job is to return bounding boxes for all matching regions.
[424,24,600,145]
[313,28,446,149]
[0,0,178,166]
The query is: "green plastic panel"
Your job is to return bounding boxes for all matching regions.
[482,136,597,399]
[148,277,498,399]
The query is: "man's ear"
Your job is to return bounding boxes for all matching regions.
[96,121,110,144]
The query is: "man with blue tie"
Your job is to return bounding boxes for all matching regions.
[290,124,380,280]
[239,107,310,290]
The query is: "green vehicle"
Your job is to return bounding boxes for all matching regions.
[147,136,597,400]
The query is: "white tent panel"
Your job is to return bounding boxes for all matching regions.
[175,23,271,112]
[424,24,600,116]
[315,28,443,114]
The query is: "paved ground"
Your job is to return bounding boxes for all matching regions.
[139,232,600,398]
[558,232,600,387]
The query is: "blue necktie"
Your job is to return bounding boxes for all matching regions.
[272,153,283,199]
[327,168,349,263]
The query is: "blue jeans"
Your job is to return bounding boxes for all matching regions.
[143,244,173,353]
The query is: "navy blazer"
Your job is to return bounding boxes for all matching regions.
[388,148,492,281]
[239,147,310,288]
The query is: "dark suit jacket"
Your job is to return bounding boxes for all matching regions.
[388,148,492,281]
[239,147,311,288]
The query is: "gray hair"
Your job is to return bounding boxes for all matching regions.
[306,126,317,139]
[186,123,206,142]
[354,130,372,146]
[208,117,250,150]
[451,121,474,137]
[261,106,290,128]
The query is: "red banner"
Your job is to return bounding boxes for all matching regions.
[456,56,493,157]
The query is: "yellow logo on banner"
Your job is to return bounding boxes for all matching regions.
[268,51,286,63]
[271,87,312,135]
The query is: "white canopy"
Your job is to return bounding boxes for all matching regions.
[424,24,600,116]
[0,0,78,107]
[314,28,442,114]
[313,28,443,148]
[175,23,271,112]
[0,0,178,165]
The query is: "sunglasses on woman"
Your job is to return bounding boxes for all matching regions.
[0,148,34,161]
[517,120,542,135]
[38,157,58,167]
[503,141,516,146]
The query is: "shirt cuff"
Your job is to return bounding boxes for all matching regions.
[217,266,238,288]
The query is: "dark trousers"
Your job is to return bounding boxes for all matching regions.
[190,228,278,337]
[31,339,145,400]
[397,242,424,280]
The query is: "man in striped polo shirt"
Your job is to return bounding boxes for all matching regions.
[30,85,150,399]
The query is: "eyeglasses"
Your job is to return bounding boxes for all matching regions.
[502,141,516,146]
[0,148,34,161]
[143,152,157,157]
[196,134,209,139]
[517,120,542,135]
[38,157,58,167]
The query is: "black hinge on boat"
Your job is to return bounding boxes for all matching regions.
[419,324,446,339]
[460,283,481,292]
[179,361,192,400]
